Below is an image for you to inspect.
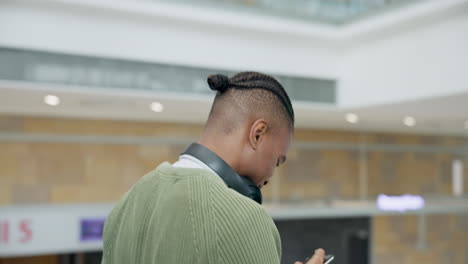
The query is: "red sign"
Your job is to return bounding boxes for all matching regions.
[0,219,33,244]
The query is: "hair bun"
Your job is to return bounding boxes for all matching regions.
[207,74,230,93]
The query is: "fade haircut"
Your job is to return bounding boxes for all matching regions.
[205,72,294,134]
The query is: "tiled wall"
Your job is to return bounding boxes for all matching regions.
[1,115,467,264]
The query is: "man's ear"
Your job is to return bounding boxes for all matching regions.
[248,119,268,150]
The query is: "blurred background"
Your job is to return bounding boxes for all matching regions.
[0,0,467,263]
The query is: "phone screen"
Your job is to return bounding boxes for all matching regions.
[324,255,334,264]
[304,254,334,264]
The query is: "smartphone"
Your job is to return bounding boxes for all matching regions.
[324,255,334,264]
[304,254,334,264]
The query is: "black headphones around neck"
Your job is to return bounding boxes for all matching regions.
[182,143,262,204]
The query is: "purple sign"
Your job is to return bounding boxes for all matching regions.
[80,218,106,242]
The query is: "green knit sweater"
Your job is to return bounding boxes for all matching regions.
[101,162,281,264]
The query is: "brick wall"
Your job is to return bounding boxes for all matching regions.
[373,214,468,264]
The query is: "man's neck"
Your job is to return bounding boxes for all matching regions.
[198,136,241,174]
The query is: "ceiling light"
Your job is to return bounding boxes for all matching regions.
[44,95,60,106]
[150,102,164,113]
[403,116,416,127]
[345,113,359,124]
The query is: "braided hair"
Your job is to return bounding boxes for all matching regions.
[206,72,294,133]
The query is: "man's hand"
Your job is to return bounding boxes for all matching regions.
[294,248,325,264]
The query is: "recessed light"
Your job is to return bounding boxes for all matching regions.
[150,102,164,113]
[345,113,359,124]
[403,116,416,127]
[44,95,60,106]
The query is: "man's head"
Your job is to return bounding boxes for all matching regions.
[199,72,294,189]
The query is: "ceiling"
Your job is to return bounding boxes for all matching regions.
[1,81,467,136]
[348,93,468,135]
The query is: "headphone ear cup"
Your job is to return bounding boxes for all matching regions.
[250,186,262,204]
[240,177,263,204]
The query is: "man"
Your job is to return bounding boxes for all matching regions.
[102,72,326,264]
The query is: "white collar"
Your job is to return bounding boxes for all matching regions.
[172,154,218,176]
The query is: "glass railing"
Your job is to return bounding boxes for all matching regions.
[0,47,336,104]
[144,0,424,24]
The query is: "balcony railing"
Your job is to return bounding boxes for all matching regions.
[143,0,424,24]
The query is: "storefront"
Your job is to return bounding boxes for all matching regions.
[0,204,110,264]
